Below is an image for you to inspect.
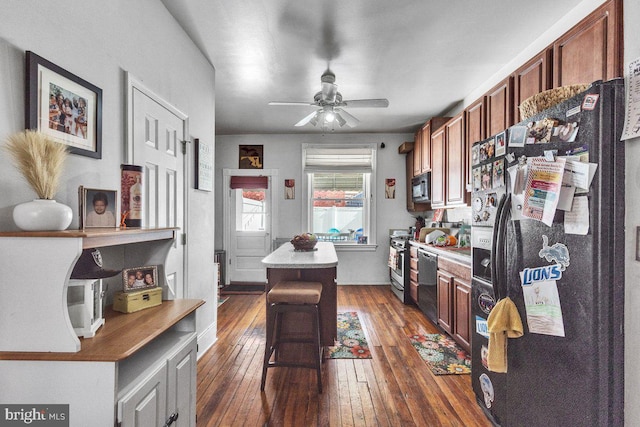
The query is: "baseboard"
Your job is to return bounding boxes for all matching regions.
[197,322,218,359]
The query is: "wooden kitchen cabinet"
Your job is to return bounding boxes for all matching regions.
[409,246,419,304]
[553,0,621,88]
[485,76,513,138]
[405,149,430,212]
[413,129,422,177]
[464,97,485,192]
[445,113,466,206]
[513,48,552,122]
[437,256,472,354]
[430,125,446,208]
[420,121,431,173]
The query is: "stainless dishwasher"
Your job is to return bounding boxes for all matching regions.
[418,249,438,325]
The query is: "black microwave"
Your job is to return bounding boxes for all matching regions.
[411,173,430,203]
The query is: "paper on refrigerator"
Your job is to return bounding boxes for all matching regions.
[520,266,566,337]
[621,57,640,140]
[522,157,566,226]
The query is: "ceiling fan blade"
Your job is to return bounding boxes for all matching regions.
[269,101,316,107]
[295,110,320,127]
[339,99,389,108]
[335,109,360,127]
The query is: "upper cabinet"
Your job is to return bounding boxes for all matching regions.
[513,49,552,122]
[553,0,622,88]
[420,121,432,173]
[413,129,422,177]
[430,126,446,208]
[464,97,485,191]
[445,113,466,206]
[485,77,513,138]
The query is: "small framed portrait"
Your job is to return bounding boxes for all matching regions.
[471,143,481,166]
[357,235,368,244]
[122,265,158,292]
[495,131,506,157]
[385,178,396,199]
[285,179,295,199]
[80,187,118,229]
[509,126,527,147]
[25,51,102,159]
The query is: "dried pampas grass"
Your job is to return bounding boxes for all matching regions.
[4,130,68,200]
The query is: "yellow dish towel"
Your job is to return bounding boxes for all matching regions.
[487,297,524,373]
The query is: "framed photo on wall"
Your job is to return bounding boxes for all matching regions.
[25,51,103,159]
[239,145,263,169]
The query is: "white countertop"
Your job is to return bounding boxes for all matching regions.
[262,242,338,269]
[409,240,472,266]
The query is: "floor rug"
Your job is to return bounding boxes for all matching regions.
[218,296,229,307]
[327,312,372,359]
[220,283,265,294]
[408,333,471,375]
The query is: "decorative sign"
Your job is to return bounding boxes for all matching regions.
[239,145,263,169]
[195,138,213,191]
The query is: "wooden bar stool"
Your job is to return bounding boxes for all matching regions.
[260,280,323,393]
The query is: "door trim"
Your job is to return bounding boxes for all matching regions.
[222,168,279,285]
[125,72,190,296]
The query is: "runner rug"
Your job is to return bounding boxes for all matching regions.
[327,312,372,359]
[408,333,471,375]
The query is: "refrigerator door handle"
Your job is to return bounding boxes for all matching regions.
[496,194,512,299]
[491,194,507,300]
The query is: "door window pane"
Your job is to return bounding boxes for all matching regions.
[235,189,266,231]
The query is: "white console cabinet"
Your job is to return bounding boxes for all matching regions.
[0,229,204,427]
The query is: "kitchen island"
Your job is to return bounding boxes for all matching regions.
[262,242,338,351]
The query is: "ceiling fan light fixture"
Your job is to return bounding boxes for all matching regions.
[324,110,335,123]
[335,112,347,127]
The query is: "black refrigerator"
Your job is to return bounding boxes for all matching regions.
[470,79,625,426]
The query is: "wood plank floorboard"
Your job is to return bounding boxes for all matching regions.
[197,285,492,426]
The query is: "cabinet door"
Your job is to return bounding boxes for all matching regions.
[553,0,621,87]
[453,278,471,354]
[413,130,422,177]
[430,127,446,208]
[437,271,453,334]
[445,113,466,206]
[513,48,552,122]
[420,121,432,173]
[120,364,168,427]
[167,336,197,427]
[485,77,513,137]
[465,97,485,191]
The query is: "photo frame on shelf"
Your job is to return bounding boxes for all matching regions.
[122,265,158,293]
[25,51,103,159]
[80,187,118,229]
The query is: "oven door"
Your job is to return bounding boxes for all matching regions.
[390,247,409,303]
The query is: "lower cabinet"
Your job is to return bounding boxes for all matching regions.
[118,334,197,427]
[437,257,472,354]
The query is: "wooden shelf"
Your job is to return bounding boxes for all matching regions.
[0,299,204,362]
[0,227,177,249]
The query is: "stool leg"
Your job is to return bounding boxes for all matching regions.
[261,303,276,391]
[313,304,322,393]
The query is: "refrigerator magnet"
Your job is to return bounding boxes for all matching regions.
[582,94,599,110]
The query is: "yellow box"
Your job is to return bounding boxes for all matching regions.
[113,287,163,313]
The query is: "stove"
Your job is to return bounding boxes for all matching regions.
[389,231,411,304]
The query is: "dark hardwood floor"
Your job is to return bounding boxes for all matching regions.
[197,285,492,426]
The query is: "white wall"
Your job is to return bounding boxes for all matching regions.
[215,133,417,284]
[0,1,218,353]
[623,0,640,425]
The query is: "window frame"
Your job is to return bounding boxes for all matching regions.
[302,143,377,250]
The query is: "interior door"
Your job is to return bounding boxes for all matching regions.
[228,185,271,283]
[130,82,187,299]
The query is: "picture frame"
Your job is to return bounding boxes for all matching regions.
[495,130,507,157]
[509,126,527,147]
[122,265,158,293]
[637,226,640,262]
[80,187,118,229]
[25,51,103,159]
[284,179,295,199]
[195,138,213,191]
[239,145,263,169]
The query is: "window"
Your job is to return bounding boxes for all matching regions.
[303,144,376,245]
[235,189,266,231]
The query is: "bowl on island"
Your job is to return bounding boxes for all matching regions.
[291,233,318,251]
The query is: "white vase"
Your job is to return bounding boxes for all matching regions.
[13,199,73,231]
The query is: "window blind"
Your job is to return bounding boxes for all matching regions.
[303,145,375,172]
[229,176,269,189]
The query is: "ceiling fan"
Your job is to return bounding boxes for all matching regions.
[268,70,389,128]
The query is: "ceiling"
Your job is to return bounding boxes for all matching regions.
[161,0,584,136]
